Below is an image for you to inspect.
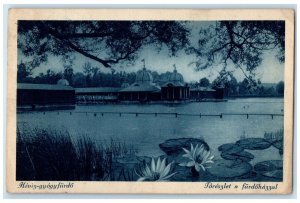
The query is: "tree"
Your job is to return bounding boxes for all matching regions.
[212,69,238,95]
[188,21,285,82]
[276,81,284,95]
[73,72,87,87]
[63,66,74,85]
[18,21,190,69]
[238,79,251,95]
[212,69,233,88]
[82,62,99,87]
[264,86,277,96]
[17,62,32,82]
[199,77,210,87]
[82,62,99,76]
[31,69,62,84]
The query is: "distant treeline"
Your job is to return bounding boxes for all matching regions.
[17,62,284,96]
[18,62,177,88]
[190,70,284,97]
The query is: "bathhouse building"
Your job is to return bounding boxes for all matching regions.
[17,80,75,110]
[161,66,189,101]
[17,64,226,110]
[119,67,161,101]
[75,87,121,103]
[190,86,217,100]
[214,86,227,99]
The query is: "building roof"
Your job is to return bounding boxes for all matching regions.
[75,87,121,93]
[136,67,153,84]
[57,79,70,86]
[190,87,216,92]
[168,68,184,83]
[161,81,186,87]
[120,83,161,92]
[17,83,74,91]
[160,66,185,87]
[119,66,160,93]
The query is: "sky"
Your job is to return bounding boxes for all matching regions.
[18,21,284,84]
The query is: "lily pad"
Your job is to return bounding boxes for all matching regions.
[272,141,284,155]
[171,164,216,182]
[254,160,283,172]
[159,138,209,156]
[236,138,271,150]
[262,170,283,179]
[221,151,254,162]
[254,160,283,180]
[218,143,244,154]
[207,159,252,178]
[272,140,283,150]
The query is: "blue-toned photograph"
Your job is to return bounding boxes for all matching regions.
[16,20,284,182]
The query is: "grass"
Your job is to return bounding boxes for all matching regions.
[264,128,283,143]
[16,126,138,181]
[264,128,284,156]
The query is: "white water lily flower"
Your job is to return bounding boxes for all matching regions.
[135,157,176,181]
[179,144,214,172]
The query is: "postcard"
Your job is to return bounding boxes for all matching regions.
[6,8,294,194]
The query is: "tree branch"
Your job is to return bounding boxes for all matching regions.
[47,27,144,68]
[66,40,112,67]
[57,32,113,39]
[211,42,231,54]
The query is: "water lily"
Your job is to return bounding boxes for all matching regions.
[135,157,176,181]
[179,144,214,174]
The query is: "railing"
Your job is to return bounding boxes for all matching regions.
[21,111,284,119]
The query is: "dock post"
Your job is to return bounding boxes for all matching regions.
[94,113,97,117]
[220,114,222,118]
[136,113,138,117]
[199,113,201,118]
[247,114,249,119]
[175,113,178,118]
[119,113,121,117]
[271,115,273,119]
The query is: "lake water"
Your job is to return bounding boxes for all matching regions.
[17,98,284,164]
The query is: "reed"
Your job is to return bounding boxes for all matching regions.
[264,128,283,143]
[16,126,137,181]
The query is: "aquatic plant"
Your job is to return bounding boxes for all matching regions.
[135,157,176,181]
[264,128,283,143]
[16,126,137,181]
[264,128,284,156]
[107,138,138,158]
[179,144,214,176]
